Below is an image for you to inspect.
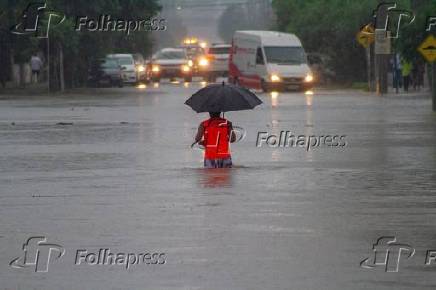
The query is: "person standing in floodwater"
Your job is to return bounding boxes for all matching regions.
[193,112,236,168]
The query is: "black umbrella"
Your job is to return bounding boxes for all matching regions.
[185,82,262,113]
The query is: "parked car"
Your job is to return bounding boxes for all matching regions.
[307,53,336,85]
[87,58,123,88]
[106,54,137,84]
[149,48,193,82]
[229,31,314,92]
[206,43,231,82]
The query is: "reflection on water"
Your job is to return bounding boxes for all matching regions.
[171,80,181,84]
[183,82,190,88]
[305,90,314,106]
[270,91,279,107]
[305,90,314,161]
[305,94,313,106]
[197,168,233,188]
[200,81,208,88]
[136,84,147,89]
[153,82,160,88]
[270,91,281,161]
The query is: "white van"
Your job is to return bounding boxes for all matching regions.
[229,31,314,92]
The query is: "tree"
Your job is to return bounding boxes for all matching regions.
[0,0,161,90]
[272,0,379,83]
[218,0,274,42]
[395,1,436,62]
[272,0,436,84]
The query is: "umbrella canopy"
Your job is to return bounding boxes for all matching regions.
[185,82,262,113]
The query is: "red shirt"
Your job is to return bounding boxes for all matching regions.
[202,117,231,160]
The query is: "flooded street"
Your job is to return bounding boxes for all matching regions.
[1,83,436,290]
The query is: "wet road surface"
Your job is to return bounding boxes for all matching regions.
[0,82,435,290]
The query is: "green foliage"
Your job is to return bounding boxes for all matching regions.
[218,0,274,42]
[0,0,161,88]
[272,0,436,82]
[46,0,161,87]
[272,0,380,82]
[396,1,436,62]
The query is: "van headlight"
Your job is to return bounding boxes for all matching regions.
[304,74,314,82]
[152,65,160,73]
[136,65,145,72]
[181,65,191,73]
[270,74,281,82]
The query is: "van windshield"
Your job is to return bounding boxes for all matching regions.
[263,46,306,65]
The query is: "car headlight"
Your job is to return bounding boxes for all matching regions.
[198,58,209,67]
[152,65,160,72]
[188,60,194,67]
[304,74,314,82]
[181,65,191,72]
[270,74,281,82]
[137,65,145,72]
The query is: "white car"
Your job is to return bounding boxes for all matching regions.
[206,44,231,81]
[150,48,193,82]
[107,54,137,84]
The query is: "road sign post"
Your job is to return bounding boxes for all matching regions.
[357,24,375,92]
[417,35,436,111]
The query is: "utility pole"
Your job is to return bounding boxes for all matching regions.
[374,2,392,95]
[367,42,376,92]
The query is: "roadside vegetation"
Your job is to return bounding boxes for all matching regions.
[0,0,161,90]
[272,0,436,85]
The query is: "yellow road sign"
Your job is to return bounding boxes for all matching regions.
[418,35,436,62]
[357,24,374,48]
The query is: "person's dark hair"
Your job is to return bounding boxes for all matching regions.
[209,112,221,118]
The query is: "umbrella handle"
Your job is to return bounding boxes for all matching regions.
[191,142,205,150]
